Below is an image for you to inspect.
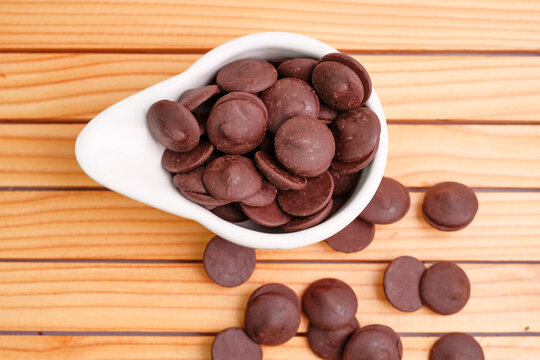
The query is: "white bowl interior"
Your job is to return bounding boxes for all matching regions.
[75,32,388,249]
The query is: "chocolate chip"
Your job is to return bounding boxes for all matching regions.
[325,217,374,253]
[430,333,484,360]
[254,151,307,191]
[161,138,214,173]
[245,292,300,345]
[343,329,399,360]
[241,180,277,207]
[302,278,358,330]
[203,236,256,287]
[241,200,291,227]
[277,171,334,217]
[329,168,361,198]
[216,59,277,93]
[180,190,229,210]
[281,198,333,232]
[178,85,221,111]
[383,256,426,313]
[261,78,320,134]
[172,166,207,194]
[248,283,300,311]
[360,177,410,224]
[211,203,248,222]
[275,116,335,177]
[147,100,200,152]
[422,182,478,231]
[277,58,318,83]
[420,262,470,315]
[212,327,262,360]
[307,318,360,360]
[360,324,403,359]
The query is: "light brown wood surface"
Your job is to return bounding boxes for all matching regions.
[0,191,538,261]
[0,262,537,333]
[0,336,538,360]
[1,54,540,121]
[1,123,539,187]
[1,1,539,52]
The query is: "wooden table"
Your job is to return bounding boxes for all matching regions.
[0,1,539,359]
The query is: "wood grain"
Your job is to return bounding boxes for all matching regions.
[1,124,539,188]
[0,191,539,261]
[0,1,539,52]
[1,54,540,121]
[0,336,538,360]
[0,263,537,332]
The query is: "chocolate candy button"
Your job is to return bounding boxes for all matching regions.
[216,59,277,93]
[203,236,256,287]
[329,168,361,198]
[212,327,262,360]
[245,293,300,345]
[211,203,248,223]
[343,329,399,360]
[384,256,426,313]
[254,151,306,191]
[241,180,277,207]
[281,198,333,232]
[302,278,358,330]
[422,182,478,231]
[207,92,267,154]
[203,155,262,201]
[420,262,470,315]
[325,218,374,253]
[248,283,300,311]
[277,171,334,217]
[330,147,377,174]
[277,58,317,83]
[332,107,380,163]
[360,177,410,224]
[180,190,228,210]
[360,325,403,359]
[430,333,484,360]
[161,138,214,173]
[172,166,207,194]
[241,200,291,227]
[147,100,200,152]
[178,85,221,111]
[307,319,360,360]
[261,78,320,134]
[275,116,335,177]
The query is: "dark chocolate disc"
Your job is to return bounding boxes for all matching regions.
[359,177,410,224]
[216,59,277,93]
[325,218,375,253]
[343,329,399,360]
[281,198,333,232]
[240,200,291,227]
[277,58,318,83]
[277,171,334,217]
[212,327,262,360]
[248,283,300,311]
[383,256,426,313]
[254,151,307,191]
[178,85,221,111]
[430,333,484,360]
[307,319,360,360]
[161,138,214,173]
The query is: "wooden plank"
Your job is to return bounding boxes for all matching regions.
[0,191,539,261]
[0,263,537,332]
[1,54,540,121]
[0,336,538,360]
[1,124,539,188]
[0,1,539,52]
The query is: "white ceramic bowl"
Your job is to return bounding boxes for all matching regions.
[75,32,388,250]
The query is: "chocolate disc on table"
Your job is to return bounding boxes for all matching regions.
[147,100,201,152]
[254,151,306,191]
[361,324,403,359]
[422,182,478,231]
[325,217,375,253]
[343,329,399,360]
[178,85,221,111]
[216,59,277,93]
[319,103,339,124]
[241,180,277,207]
[383,256,426,313]
[244,292,300,346]
[277,171,334,217]
[212,327,262,360]
[332,107,381,163]
[241,200,291,227]
[319,53,372,105]
[275,116,335,177]
[359,177,410,224]
[180,190,229,210]
[307,318,360,360]
[302,278,358,330]
[211,203,248,222]
[203,155,263,201]
[420,262,470,315]
[261,78,320,134]
[207,94,267,154]
[203,236,256,287]
[161,138,214,173]
[173,166,207,194]
[329,168,361,198]
[330,146,377,175]
[281,198,333,232]
[430,333,484,360]
[248,283,301,311]
[277,58,318,83]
